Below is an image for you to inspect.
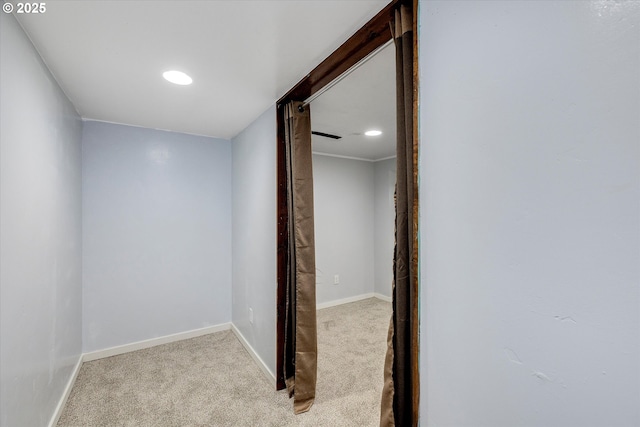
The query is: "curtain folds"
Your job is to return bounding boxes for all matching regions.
[283,101,318,414]
[380,3,419,426]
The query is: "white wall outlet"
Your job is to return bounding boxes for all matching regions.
[334,274,339,285]
[249,307,254,324]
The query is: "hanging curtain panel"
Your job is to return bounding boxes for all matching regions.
[380,2,419,426]
[282,100,318,414]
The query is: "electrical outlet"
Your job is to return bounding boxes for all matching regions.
[249,308,254,324]
[334,274,339,285]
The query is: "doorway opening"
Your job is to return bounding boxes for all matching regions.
[311,40,396,308]
[309,39,397,421]
[275,0,418,422]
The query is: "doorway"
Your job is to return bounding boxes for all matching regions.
[311,41,396,307]
[309,40,396,422]
[275,0,419,422]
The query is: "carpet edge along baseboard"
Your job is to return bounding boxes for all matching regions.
[83,323,233,362]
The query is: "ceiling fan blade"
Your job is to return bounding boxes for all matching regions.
[312,131,342,140]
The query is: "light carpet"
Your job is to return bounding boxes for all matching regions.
[57,297,391,426]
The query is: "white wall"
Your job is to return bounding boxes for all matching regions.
[0,13,83,427]
[231,106,277,376]
[374,158,396,298]
[419,1,640,426]
[82,121,232,353]
[313,154,375,304]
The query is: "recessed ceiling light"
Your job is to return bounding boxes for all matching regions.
[365,130,382,136]
[162,70,192,85]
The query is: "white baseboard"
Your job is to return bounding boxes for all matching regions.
[316,292,392,310]
[48,354,83,427]
[373,293,392,303]
[231,324,276,387]
[316,293,376,310]
[83,322,232,362]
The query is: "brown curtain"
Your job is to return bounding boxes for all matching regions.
[282,100,318,414]
[380,2,419,426]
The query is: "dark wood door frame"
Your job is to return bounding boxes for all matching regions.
[276,0,417,391]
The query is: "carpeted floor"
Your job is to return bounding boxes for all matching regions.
[57,297,391,426]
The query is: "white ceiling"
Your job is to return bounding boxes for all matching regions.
[14,0,389,140]
[310,41,396,161]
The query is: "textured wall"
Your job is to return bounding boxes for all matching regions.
[82,121,232,353]
[313,154,375,304]
[419,1,640,426]
[374,158,396,298]
[0,13,83,427]
[231,106,278,376]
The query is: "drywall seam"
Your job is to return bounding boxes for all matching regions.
[231,324,277,386]
[83,323,232,362]
[47,355,83,427]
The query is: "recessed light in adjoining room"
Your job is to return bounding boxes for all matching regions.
[162,70,193,85]
[365,130,382,136]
